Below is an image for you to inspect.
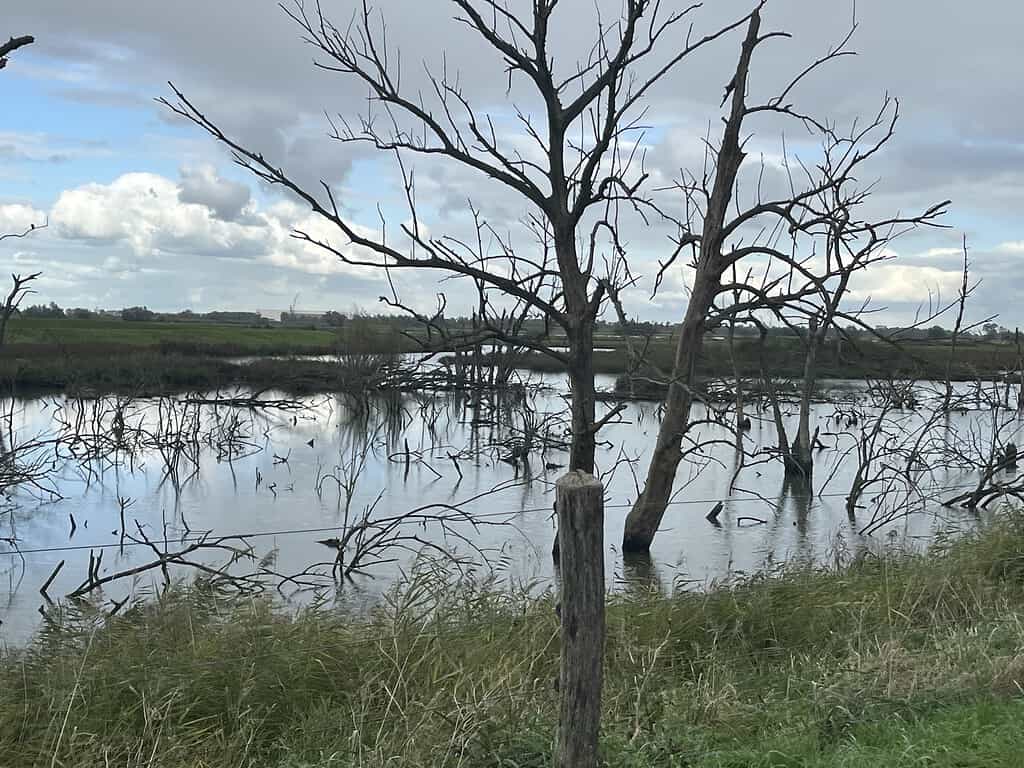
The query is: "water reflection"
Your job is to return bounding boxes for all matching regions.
[619,551,666,599]
[0,374,1011,641]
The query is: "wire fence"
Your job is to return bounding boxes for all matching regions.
[0,481,989,559]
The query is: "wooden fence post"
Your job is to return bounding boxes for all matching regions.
[556,470,605,768]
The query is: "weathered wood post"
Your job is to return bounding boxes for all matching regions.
[556,470,605,768]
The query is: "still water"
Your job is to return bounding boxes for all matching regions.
[0,371,1011,641]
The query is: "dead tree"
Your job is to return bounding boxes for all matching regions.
[0,35,43,348]
[814,376,950,533]
[161,1,763,477]
[941,405,1024,511]
[68,525,264,599]
[622,9,949,552]
[384,209,540,391]
[942,237,974,411]
[1017,328,1023,414]
[0,271,41,348]
[0,35,33,70]
[0,37,49,510]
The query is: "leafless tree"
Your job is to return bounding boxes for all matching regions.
[942,237,979,411]
[0,35,43,348]
[941,405,1024,511]
[0,35,33,70]
[814,377,949,534]
[0,34,53,544]
[0,271,41,348]
[621,9,949,552]
[160,1,769,480]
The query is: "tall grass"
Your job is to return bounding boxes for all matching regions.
[4,317,340,356]
[0,354,412,396]
[4,516,1024,766]
[518,335,1022,383]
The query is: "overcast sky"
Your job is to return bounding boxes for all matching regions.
[1,1,1021,326]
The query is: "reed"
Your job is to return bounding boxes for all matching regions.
[4,513,1024,766]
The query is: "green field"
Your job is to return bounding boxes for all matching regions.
[4,317,341,356]
[0,317,428,394]
[526,333,1022,383]
[4,514,1024,766]
[0,317,1020,395]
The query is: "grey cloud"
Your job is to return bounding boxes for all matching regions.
[178,166,252,221]
[8,0,1024,323]
[0,132,108,164]
[11,1,1023,154]
[55,86,148,109]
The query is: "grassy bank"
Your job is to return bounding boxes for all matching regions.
[4,317,344,357]
[0,353,424,396]
[523,334,1022,382]
[2,318,1021,395]
[0,317,426,395]
[4,516,1024,766]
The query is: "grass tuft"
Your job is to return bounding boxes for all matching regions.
[4,518,1024,766]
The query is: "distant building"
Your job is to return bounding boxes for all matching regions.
[280,311,329,328]
[204,311,264,325]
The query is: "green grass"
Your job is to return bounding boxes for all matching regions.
[0,353,414,396]
[0,318,425,394]
[525,335,1021,382]
[2,319,1019,395]
[4,317,341,356]
[4,514,1024,766]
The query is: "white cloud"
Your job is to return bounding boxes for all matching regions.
[0,203,47,235]
[52,172,255,255]
[920,247,965,258]
[47,172,385,281]
[849,264,964,304]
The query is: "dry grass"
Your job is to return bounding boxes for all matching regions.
[3,514,1024,766]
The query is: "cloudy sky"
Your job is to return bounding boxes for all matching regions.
[1,0,1021,326]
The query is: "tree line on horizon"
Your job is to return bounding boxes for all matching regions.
[9,300,1018,343]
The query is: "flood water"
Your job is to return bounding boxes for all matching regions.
[0,369,1017,642]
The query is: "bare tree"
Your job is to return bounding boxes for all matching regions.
[0,35,43,348]
[621,9,949,552]
[0,35,33,70]
[160,1,766,478]
[0,271,41,348]
[0,34,51,522]
[941,404,1024,511]
[813,376,950,534]
[942,237,975,411]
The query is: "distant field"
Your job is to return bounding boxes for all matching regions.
[0,317,1020,394]
[3,317,341,356]
[526,333,1022,381]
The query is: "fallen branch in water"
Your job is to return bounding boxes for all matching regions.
[67,524,261,599]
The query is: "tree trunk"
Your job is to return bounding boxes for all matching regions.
[728,316,745,448]
[758,326,790,456]
[1017,328,1022,414]
[622,272,717,552]
[620,10,761,554]
[785,318,819,481]
[943,240,970,412]
[567,330,597,473]
[554,235,597,560]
